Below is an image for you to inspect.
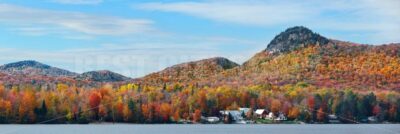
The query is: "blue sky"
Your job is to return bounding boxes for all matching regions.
[0,0,399,78]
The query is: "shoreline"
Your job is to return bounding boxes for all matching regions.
[1,122,398,125]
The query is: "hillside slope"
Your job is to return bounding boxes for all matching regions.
[140,57,239,84]
[75,70,130,82]
[218,27,400,90]
[136,26,400,91]
[0,60,78,77]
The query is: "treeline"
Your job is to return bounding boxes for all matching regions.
[0,82,399,124]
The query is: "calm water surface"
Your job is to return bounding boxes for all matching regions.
[0,124,399,134]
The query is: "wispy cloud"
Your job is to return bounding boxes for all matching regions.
[0,34,255,77]
[0,3,154,37]
[137,0,400,44]
[50,0,103,5]
[137,1,312,26]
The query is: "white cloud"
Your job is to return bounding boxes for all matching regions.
[50,0,103,5]
[0,34,256,78]
[138,1,313,26]
[0,3,154,36]
[137,0,400,44]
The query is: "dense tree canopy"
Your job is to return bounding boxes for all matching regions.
[0,82,398,124]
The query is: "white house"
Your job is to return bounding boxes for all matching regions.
[255,109,268,119]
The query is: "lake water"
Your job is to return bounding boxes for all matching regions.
[0,124,399,134]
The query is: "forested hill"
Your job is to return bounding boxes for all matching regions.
[139,57,239,85]
[138,26,400,91]
[0,60,78,77]
[223,40,400,91]
[75,70,130,82]
[2,26,399,91]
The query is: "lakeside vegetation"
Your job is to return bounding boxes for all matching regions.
[0,82,399,124]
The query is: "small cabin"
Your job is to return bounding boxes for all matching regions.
[255,109,268,119]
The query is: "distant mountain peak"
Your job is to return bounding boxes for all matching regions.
[184,57,238,69]
[95,70,113,74]
[266,26,330,53]
[75,70,130,82]
[166,57,239,71]
[0,60,77,77]
[1,60,50,69]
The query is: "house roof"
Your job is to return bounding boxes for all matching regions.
[255,109,266,115]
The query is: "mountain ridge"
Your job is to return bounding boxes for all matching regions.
[138,26,400,91]
[0,60,132,83]
[1,26,399,89]
[75,70,130,82]
[0,60,78,77]
[140,57,239,84]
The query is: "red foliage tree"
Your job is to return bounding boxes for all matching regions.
[89,91,102,120]
[193,109,202,123]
